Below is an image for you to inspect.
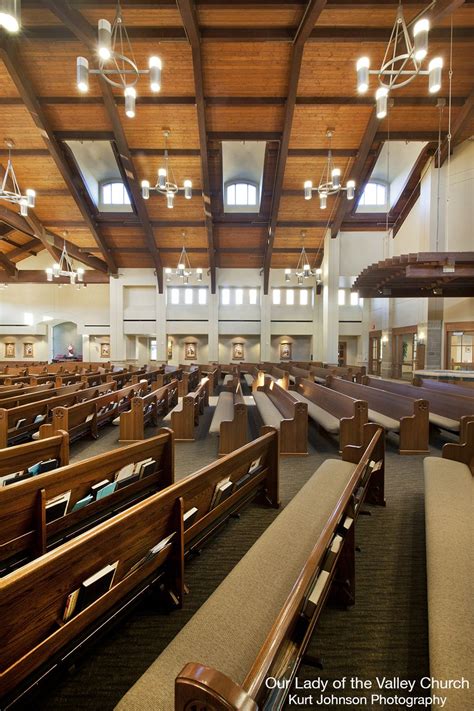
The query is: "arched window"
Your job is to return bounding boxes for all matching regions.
[100,181,131,207]
[225,181,258,207]
[358,181,388,208]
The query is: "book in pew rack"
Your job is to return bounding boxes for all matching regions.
[45,490,72,523]
[62,560,119,622]
[125,533,176,578]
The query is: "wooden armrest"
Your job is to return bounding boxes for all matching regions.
[176,663,258,711]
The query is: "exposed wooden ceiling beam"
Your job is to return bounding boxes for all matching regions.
[3,238,40,260]
[0,269,110,284]
[0,205,109,272]
[0,250,18,277]
[177,0,217,293]
[43,0,164,292]
[263,0,328,294]
[425,0,466,24]
[330,109,380,238]
[0,38,117,274]
[20,25,470,43]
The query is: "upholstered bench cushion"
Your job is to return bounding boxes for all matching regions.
[243,374,254,387]
[314,376,326,384]
[209,392,234,434]
[116,458,356,711]
[424,457,473,710]
[367,409,399,432]
[223,374,234,385]
[112,415,120,426]
[253,391,284,428]
[163,399,183,422]
[291,391,340,434]
[428,412,460,432]
[289,374,295,384]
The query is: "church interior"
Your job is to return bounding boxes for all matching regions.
[0,1,472,710]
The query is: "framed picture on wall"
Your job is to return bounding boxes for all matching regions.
[23,342,34,358]
[100,343,110,358]
[185,342,197,360]
[280,342,292,361]
[232,342,244,360]
[5,342,15,358]
[167,340,173,359]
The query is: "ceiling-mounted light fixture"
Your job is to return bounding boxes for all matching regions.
[75,1,162,118]
[0,139,36,215]
[284,231,321,284]
[356,3,443,117]
[141,130,192,209]
[165,232,202,284]
[304,130,355,208]
[0,0,21,33]
[45,239,85,285]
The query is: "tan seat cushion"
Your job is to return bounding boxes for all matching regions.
[209,392,234,434]
[253,391,283,428]
[367,408,399,432]
[291,391,340,434]
[313,376,326,384]
[223,374,234,385]
[116,458,356,711]
[424,457,473,710]
[429,412,460,432]
[243,374,254,387]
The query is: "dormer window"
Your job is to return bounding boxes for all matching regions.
[358,181,388,208]
[100,181,131,208]
[225,181,258,207]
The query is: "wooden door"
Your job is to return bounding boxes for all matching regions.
[338,341,347,366]
[368,331,381,375]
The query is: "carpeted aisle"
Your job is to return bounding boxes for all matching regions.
[30,402,438,711]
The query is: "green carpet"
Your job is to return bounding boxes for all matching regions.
[26,398,442,711]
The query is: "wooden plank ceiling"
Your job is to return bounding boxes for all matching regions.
[0,0,472,291]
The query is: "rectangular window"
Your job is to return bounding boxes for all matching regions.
[184,288,193,305]
[359,297,364,306]
[299,289,308,306]
[221,288,230,305]
[249,288,258,305]
[350,291,359,306]
[286,289,294,306]
[170,288,179,305]
[198,288,207,305]
[150,339,157,360]
[338,289,346,306]
[272,289,281,305]
[235,288,243,305]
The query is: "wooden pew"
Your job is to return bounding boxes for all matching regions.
[168,378,209,441]
[177,366,200,397]
[0,429,279,704]
[254,377,308,455]
[413,374,474,398]
[197,364,220,394]
[0,430,174,570]
[294,377,368,450]
[362,375,474,435]
[116,425,385,711]
[0,383,85,410]
[222,365,240,391]
[209,382,248,456]
[0,382,116,448]
[259,363,290,390]
[119,381,178,443]
[423,421,473,711]
[156,366,183,389]
[0,430,70,488]
[44,383,148,444]
[326,375,429,454]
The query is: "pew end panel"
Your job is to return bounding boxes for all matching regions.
[218,399,248,457]
[442,418,474,473]
[399,399,430,455]
[175,664,258,711]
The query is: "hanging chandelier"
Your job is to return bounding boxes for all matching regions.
[284,232,322,285]
[356,2,443,119]
[76,0,162,118]
[141,130,192,208]
[165,233,202,284]
[45,240,85,285]
[304,130,355,209]
[0,139,36,216]
[0,0,21,33]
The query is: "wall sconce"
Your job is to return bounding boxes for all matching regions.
[382,335,389,344]
[418,331,425,343]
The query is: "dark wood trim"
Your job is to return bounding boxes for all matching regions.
[331,109,380,238]
[177,0,217,293]
[263,0,328,294]
[0,39,117,274]
[43,0,164,290]
[0,269,110,283]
